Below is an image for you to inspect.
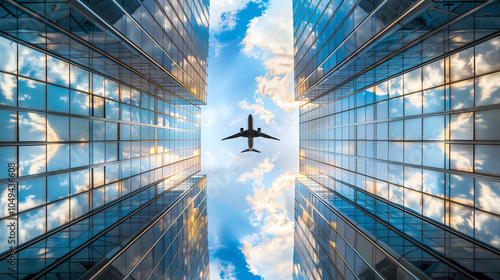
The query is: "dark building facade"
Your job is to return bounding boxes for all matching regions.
[0,0,209,279]
[293,0,500,278]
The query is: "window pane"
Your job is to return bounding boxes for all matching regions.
[475,145,500,176]
[121,85,131,103]
[389,96,403,118]
[450,144,473,172]
[19,112,46,141]
[475,109,500,140]
[93,142,105,164]
[70,65,89,92]
[404,118,422,140]
[423,195,444,223]
[47,199,69,231]
[19,145,46,176]
[404,92,422,116]
[423,59,444,89]
[19,207,46,243]
[423,143,444,168]
[450,47,474,82]
[93,73,104,96]
[105,79,119,100]
[450,112,473,140]
[18,45,45,80]
[47,144,69,172]
[0,72,17,106]
[388,76,403,97]
[93,96,104,117]
[47,85,69,112]
[18,78,46,110]
[0,36,17,73]
[70,91,89,115]
[105,99,120,119]
[47,173,69,202]
[106,122,118,140]
[0,110,17,141]
[475,179,500,215]
[70,143,89,168]
[70,193,89,220]
[475,210,500,248]
[404,142,422,165]
[450,79,474,110]
[47,115,69,142]
[475,36,500,75]
[93,120,105,141]
[404,188,422,214]
[423,116,444,140]
[389,121,403,140]
[423,170,444,197]
[404,167,422,191]
[70,118,89,141]
[0,147,16,179]
[403,68,421,94]
[47,56,69,86]
[475,71,500,106]
[450,174,474,206]
[71,169,90,195]
[423,86,444,113]
[18,178,46,211]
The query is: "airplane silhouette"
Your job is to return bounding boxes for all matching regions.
[221,114,279,153]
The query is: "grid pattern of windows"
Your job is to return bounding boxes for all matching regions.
[0,27,207,278]
[294,0,500,277]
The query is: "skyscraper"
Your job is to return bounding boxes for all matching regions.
[0,0,209,279]
[293,0,500,279]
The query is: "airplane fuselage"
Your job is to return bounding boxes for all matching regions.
[247,114,254,150]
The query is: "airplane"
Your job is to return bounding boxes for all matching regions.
[221,114,279,153]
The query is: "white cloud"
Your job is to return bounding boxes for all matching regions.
[239,98,276,124]
[205,115,215,127]
[205,151,215,163]
[241,0,299,112]
[210,0,261,34]
[210,258,238,280]
[238,157,275,186]
[240,172,299,280]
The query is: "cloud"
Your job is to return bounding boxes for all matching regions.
[238,98,275,124]
[205,151,215,163]
[205,115,215,127]
[238,157,275,186]
[241,0,299,112]
[240,172,299,280]
[210,0,261,34]
[210,258,238,280]
[242,0,293,58]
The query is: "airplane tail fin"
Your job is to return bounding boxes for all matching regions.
[241,149,260,153]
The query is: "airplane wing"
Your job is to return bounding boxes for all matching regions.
[221,132,242,141]
[258,132,279,141]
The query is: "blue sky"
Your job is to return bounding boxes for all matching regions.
[201,0,299,279]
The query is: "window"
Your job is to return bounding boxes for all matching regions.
[47,56,69,86]
[0,110,16,141]
[47,85,69,112]
[0,72,17,106]
[18,45,45,80]
[18,78,46,110]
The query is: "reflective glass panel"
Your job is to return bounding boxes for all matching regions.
[93,74,104,96]
[105,100,120,119]
[422,143,444,168]
[47,173,69,202]
[404,92,422,116]
[404,167,422,191]
[105,79,119,100]
[19,112,46,141]
[93,96,104,117]
[450,79,474,110]
[70,118,89,141]
[47,199,69,231]
[0,147,16,180]
[475,109,500,140]
[70,143,89,168]
[19,208,46,243]
[475,71,500,106]
[404,188,422,214]
[450,174,474,206]
[93,120,105,141]
[423,195,444,223]
[450,112,473,140]
[18,78,46,110]
[0,110,17,141]
[423,170,444,197]
[404,142,422,165]
[404,118,422,140]
[450,48,474,82]
[47,56,69,86]
[70,64,89,92]
[423,87,444,113]
[388,76,403,97]
[475,210,500,248]
[0,36,17,73]
[423,116,444,140]
[18,178,46,211]
[475,145,500,176]
[450,203,474,236]
[0,72,17,106]
[475,36,500,76]
[47,85,69,113]
[18,45,45,80]
[47,144,69,172]
[71,169,90,195]
[403,68,421,94]
[475,179,500,215]
[423,59,444,89]
[19,145,46,176]
[47,115,69,142]
[389,96,403,118]
[70,90,89,115]
[450,144,473,172]
[70,193,89,220]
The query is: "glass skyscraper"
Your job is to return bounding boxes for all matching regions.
[293,0,500,279]
[0,0,209,279]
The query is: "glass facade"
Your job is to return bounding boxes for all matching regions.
[0,0,209,279]
[294,0,500,278]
